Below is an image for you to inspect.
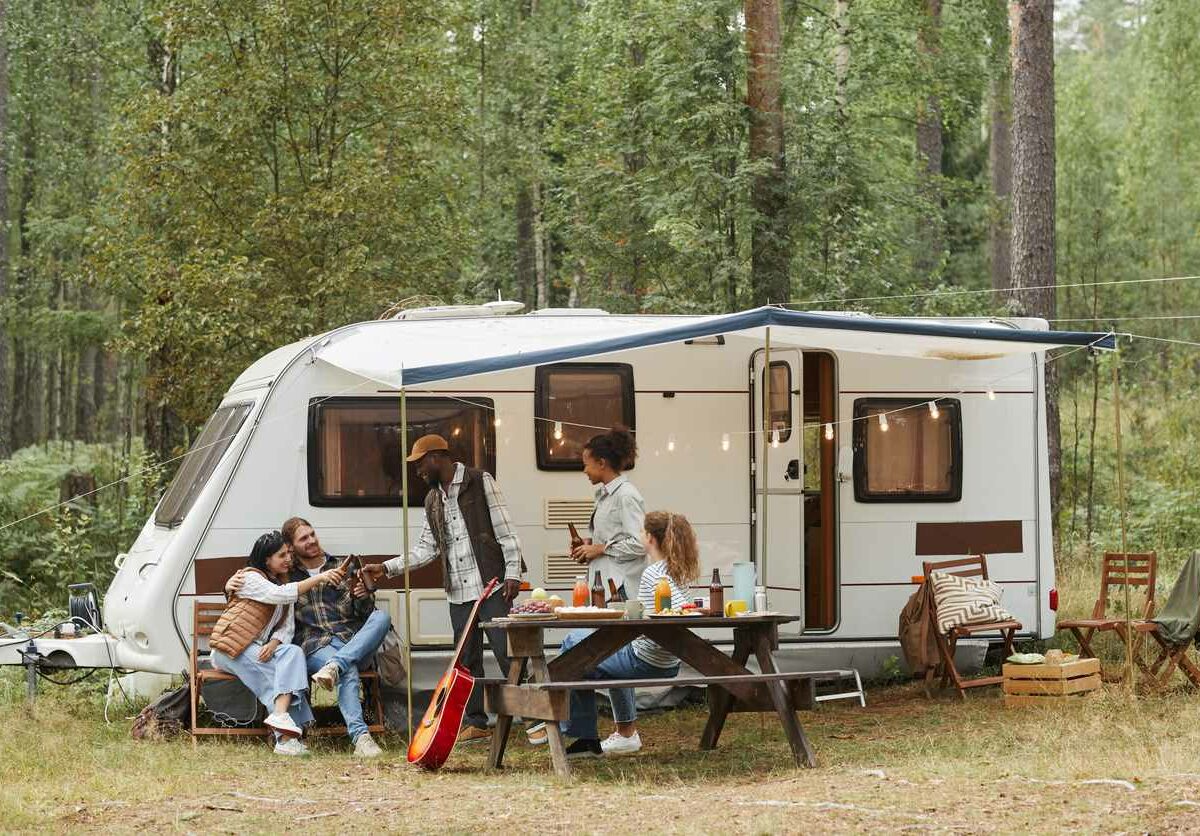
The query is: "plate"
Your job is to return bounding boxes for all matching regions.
[555,608,625,621]
[509,612,557,620]
[647,611,704,618]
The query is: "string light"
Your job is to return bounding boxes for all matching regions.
[493,416,502,427]
[452,426,462,436]
[553,421,563,440]
[721,433,731,452]
[824,423,834,441]
[878,413,889,432]
[987,388,996,401]
[667,434,676,452]
[928,401,939,420]
[771,428,780,448]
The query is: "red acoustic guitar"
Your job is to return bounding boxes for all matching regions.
[407,576,500,770]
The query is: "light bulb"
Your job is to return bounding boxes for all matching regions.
[553,421,563,440]
[667,434,676,452]
[493,416,502,427]
[879,413,889,432]
[987,388,996,401]
[771,428,780,448]
[452,426,462,436]
[928,401,939,420]
[824,423,834,441]
[721,433,731,452]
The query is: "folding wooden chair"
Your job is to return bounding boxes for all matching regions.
[922,555,1021,699]
[1122,620,1200,688]
[1057,551,1156,680]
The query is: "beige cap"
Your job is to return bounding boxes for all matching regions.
[406,433,450,462]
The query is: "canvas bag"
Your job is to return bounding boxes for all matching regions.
[131,676,191,740]
[376,624,407,689]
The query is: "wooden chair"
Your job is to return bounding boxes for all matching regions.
[190,600,385,738]
[1123,620,1200,688]
[1057,551,1156,679]
[922,555,1022,700]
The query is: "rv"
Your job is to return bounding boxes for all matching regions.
[1,305,1114,682]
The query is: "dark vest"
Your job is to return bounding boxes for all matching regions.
[425,466,509,595]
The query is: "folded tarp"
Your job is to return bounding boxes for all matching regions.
[1152,551,1200,646]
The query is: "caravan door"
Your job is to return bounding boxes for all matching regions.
[751,348,804,634]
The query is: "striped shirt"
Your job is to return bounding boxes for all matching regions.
[631,561,692,669]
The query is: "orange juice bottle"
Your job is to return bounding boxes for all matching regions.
[573,575,589,607]
[654,576,673,612]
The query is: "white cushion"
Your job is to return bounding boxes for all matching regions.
[930,571,1015,635]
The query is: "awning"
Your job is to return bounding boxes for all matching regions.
[316,306,1116,389]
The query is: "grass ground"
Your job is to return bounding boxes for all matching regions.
[2,551,1194,834]
[5,669,1200,835]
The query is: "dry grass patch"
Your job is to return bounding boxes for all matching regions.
[6,676,1200,834]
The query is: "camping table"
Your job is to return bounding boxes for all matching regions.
[479,613,815,777]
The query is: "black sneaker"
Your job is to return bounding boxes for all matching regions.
[565,738,602,760]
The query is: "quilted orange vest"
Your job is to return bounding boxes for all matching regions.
[209,569,279,659]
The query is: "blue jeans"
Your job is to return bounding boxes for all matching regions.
[558,630,679,740]
[305,609,391,742]
[211,642,315,735]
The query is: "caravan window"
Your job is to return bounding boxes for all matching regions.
[309,397,496,507]
[852,398,962,502]
[155,402,253,528]
[535,363,635,470]
[762,362,792,443]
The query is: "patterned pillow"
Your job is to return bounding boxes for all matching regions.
[929,571,1015,635]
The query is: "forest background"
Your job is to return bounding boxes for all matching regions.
[0,0,1196,614]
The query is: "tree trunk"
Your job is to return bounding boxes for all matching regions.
[1010,0,1059,512]
[988,0,1013,292]
[533,181,548,309]
[516,185,536,308]
[0,0,8,458]
[988,70,1013,291]
[914,0,944,279]
[745,0,791,305]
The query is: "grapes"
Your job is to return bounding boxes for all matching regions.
[510,599,553,615]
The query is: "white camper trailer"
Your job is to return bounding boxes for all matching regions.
[1,305,1115,682]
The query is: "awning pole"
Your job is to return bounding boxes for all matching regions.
[761,326,771,595]
[1111,348,1133,691]
[401,379,413,740]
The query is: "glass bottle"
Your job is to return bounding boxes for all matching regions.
[573,575,589,607]
[654,576,673,613]
[591,571,606,608]
[708,568,724,616]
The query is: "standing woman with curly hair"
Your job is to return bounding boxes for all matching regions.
[571,425,647,599]
[559,511,700,759]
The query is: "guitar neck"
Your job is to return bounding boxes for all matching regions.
[448,577,500,670]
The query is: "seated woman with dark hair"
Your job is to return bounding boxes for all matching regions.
[209,531,346,756]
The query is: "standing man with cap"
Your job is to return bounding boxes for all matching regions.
[360,433,524,743]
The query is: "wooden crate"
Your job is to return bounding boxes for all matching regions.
[1002,657,1101,707]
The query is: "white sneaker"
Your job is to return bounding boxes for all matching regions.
[353,733,383,758]
[600,731,642,755]
[265,711,303,738]
[311,661,341,691]
[274,737,309,756]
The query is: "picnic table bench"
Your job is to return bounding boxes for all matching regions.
[480,613,822,778]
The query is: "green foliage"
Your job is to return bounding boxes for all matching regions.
[0,442,153,616]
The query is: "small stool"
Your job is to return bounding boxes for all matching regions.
[811,669,866,707]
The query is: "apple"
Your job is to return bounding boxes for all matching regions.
[531,587,549,600]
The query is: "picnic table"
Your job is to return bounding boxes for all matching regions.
[480,612,818,778]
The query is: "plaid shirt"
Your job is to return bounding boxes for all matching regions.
[291,553,375,655]
[384,463,522,604]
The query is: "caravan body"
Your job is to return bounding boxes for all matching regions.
[8,306,1112,678]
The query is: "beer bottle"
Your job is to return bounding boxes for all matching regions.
[708,568,724,616]
[591,571,605,608]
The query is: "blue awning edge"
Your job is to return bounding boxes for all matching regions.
[393,306,1116,386]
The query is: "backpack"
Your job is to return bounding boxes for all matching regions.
[376,625,407,690]
[131,676,192,740]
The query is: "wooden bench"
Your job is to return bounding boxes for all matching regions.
[190,600,384,738]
